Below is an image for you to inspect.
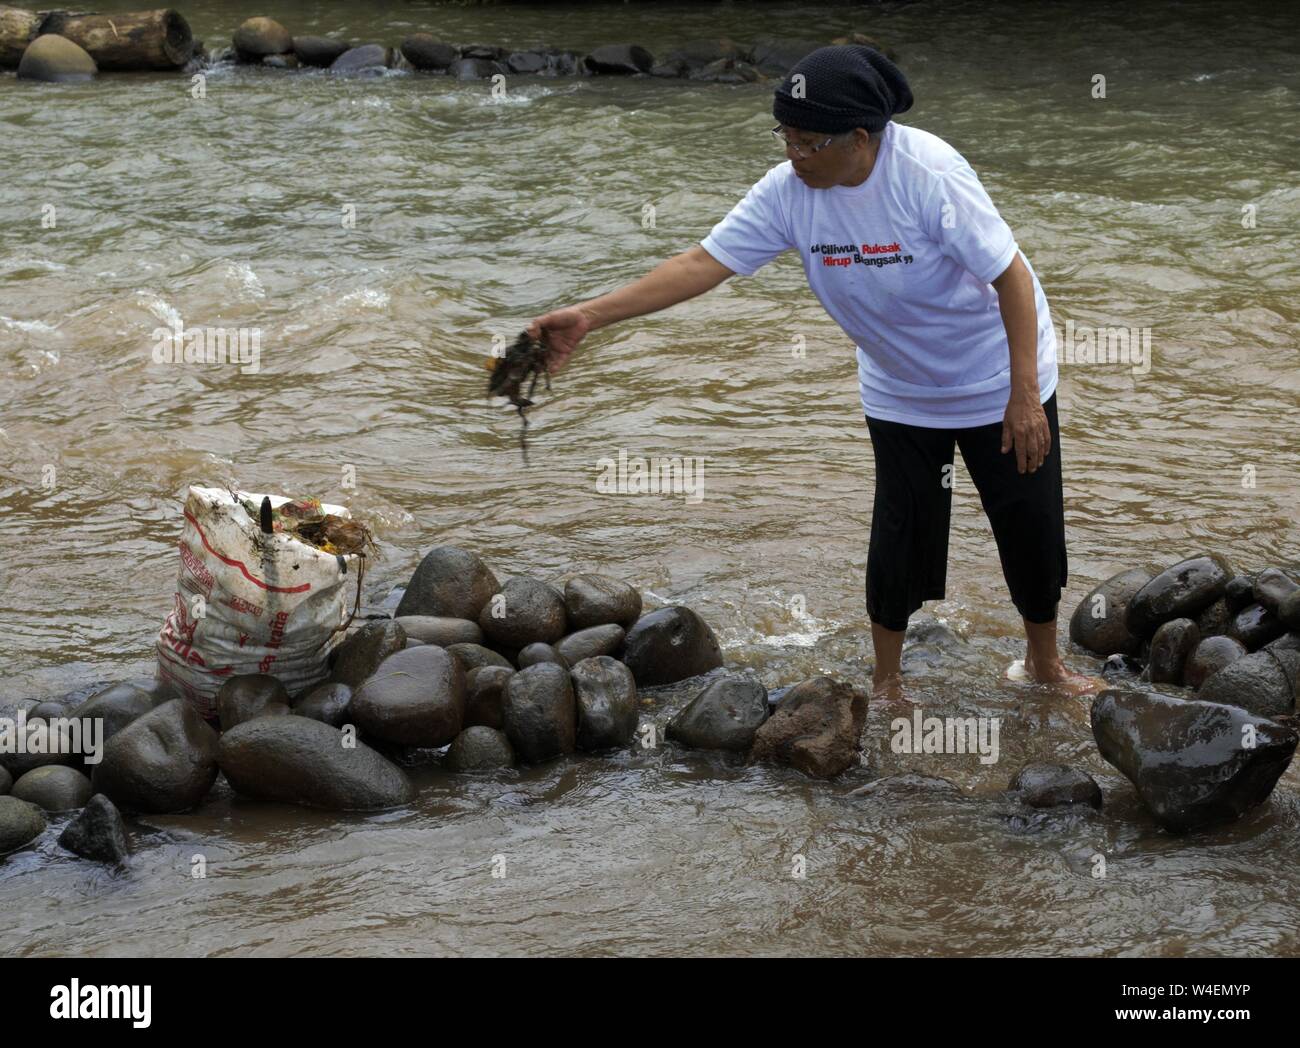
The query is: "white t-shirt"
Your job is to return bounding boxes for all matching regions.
[700,121,1057,427]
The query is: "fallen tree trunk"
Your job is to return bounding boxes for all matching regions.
[0,6,40,68]
[36,8,193,69]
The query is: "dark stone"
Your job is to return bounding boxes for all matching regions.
[1007,763,1102,809]
[750,38,825,76]
[691,57,761,83]
[1186,636,1248,691]
[583,44,654,74]
[651,37,745,77]
[216,674,292,732]
[218,716,413,810]
[330,44,393,73]
[446,727,515,772]
[750,677,868,779]
[1196,649,1300,718]
[0,766,9,795]
[502,663,575,764]
[1091,688,1296,833]
[461,43,508,60]
[667,676,768,752]
[401,33,458,70]
[1225,573,1258,613]
[330,620,408,688]
[621,606,724,686]
[517,643,568,669]
[233,17,292,60]
[350,645,466,748]
[0,703,77,777]
[563,575,642,630]
[293,35,350,67]
[262,53,299,69]
[505,50,546,74]
[293,682,352,727]
[1281,589,1300,631]
[1101,653,1143,679]
[465,666,511,729]
[70,683,154,744]
[1265,632,1300,655]
[555,624,625,665]
[18,34,97,82]
[10,765,92,812]
[449,57,505,79]
[570,656,638,751]
[1195,597,1231,639]
[0,796,46,855]
[91,700,220,814]
[394,615,482,647]
[1229,603,1287,651]
[58,794,129,864]
[1148,618,1199,685]
[30,701,65,721]
[478,577,567,649]
[1254,568,1300,615]
[540,50,580,76]
[447,643,514,673]
[1127,554,1234,637]
[397,547,499,621]
[1069,567,1154,657]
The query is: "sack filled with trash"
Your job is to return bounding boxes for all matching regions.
[155,485,372,719]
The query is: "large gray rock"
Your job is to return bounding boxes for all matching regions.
[349,645,466,747]
[446,643,514,673]
[1196,649,1300,718]
[91,700,219,814]
[1225,573,1258,613]
[1148,618,1199,685]
[503,663,575,763]
[11,765,92,812]
[555,624,625,665]
[330,620,407,688]
[479,577,567,649]
[292,682,352,727]
[219,716,413,810]
[1228,603,1287,651]
[1127,555,1234,637]
[331,44,393,73]
[1186,635,1248,691]
[582,44,654,74]
[563,575,642,630]
[1196,597,1231,638]
[465,665,511,729]
[0,703,78,777]
[293,35,350,67]
[394,615,482,648]
[1254,568,1300,615]
[58,793,129,864]
[750,677,868,779]
[233,17,292,60]
[570,656,638,750]
[446,727,515,772]
[1068,567,1155,657]
[401,33,458,70]
[667,676,768,752]
[621,606,723,686]
[17,34,96,82]
[0,796,46,855]
[1281,589,1300,631]
[1007,763,1102,809]
[70,683,155,744]
[1091,688,1296,833]
[396,546,499,620]
[216,674,292,731]
[517,643,568,669]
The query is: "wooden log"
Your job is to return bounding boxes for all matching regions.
[35,8,193,70]
[0,6,41,68]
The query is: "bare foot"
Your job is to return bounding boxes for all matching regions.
[872,673,907,704]
[1024,654,1105,696]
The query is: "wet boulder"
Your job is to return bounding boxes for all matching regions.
[293,35,350,67]
[1148,618,1199,685]
[330,619,408,688]
[502,663,575,764]
[58,794,129,864]
[1007,763,1102,809]
[10,765,92,812]
[1069,567,1154,657]
[233,17,292,61]
[750,676,868,779]
[650,38,745,77]
[582,44,653,74]
[350,645,465,748]
[218,716,413,810]
[449,57,504,79]
[555,624,625,665]
[570,656,638,751]
[1196,649,1299,718]
[465,666,511,729]
[447,643,514,674]
[1091,688,1296,833]
[1225,573,1258,613]
[292,682,352,727]
[91,700,219,814]
[0,796,46,855]
[402,33,458,70]
[396,546,499,621]
[478,577,567,650]
[517,643,568,669]
[1185,636,1248,691]
[1228,603,1286,651]
[330,44,392,73]
[620,606,724,687]
[1254,568,1300,615]
[394,615,482,648]
[1195,598,1231,639]
[1126,554,1233,637]
[17,34,96,82]
[1281,589,1300,631]
[446,727,515,772]
[0,703,79,777]
[667,676,768,752]
[505,50,546,74]
[563,575,642,630]
[1266,632,1300,655]
[70,682,154,743]
[215,674,292,731]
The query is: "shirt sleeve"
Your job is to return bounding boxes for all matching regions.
[699,166,794,276]
[923,161,1019,284]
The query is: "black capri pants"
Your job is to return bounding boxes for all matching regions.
[864,393,1067,631]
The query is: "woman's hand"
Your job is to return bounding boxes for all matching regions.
[526,306,595,373]
[1001,388,1050,473]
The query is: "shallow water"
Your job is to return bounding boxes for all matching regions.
[0,0,1298,956]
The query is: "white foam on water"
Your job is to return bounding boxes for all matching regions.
[1005,658,1029,681]
[337,288,391,310]
[136,291,183,330]
[0,316,60,335]
[228,261,265,299]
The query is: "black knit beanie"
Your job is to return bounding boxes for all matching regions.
[772,45,913,135]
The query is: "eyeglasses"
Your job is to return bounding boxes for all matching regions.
[770,125,838,159]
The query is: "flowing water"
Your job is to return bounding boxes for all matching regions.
[0,0,1297,956]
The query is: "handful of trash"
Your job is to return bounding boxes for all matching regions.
[237,494,376,557]
[487,329,553,461]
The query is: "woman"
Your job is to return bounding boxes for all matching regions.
[527,45,1098,699]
